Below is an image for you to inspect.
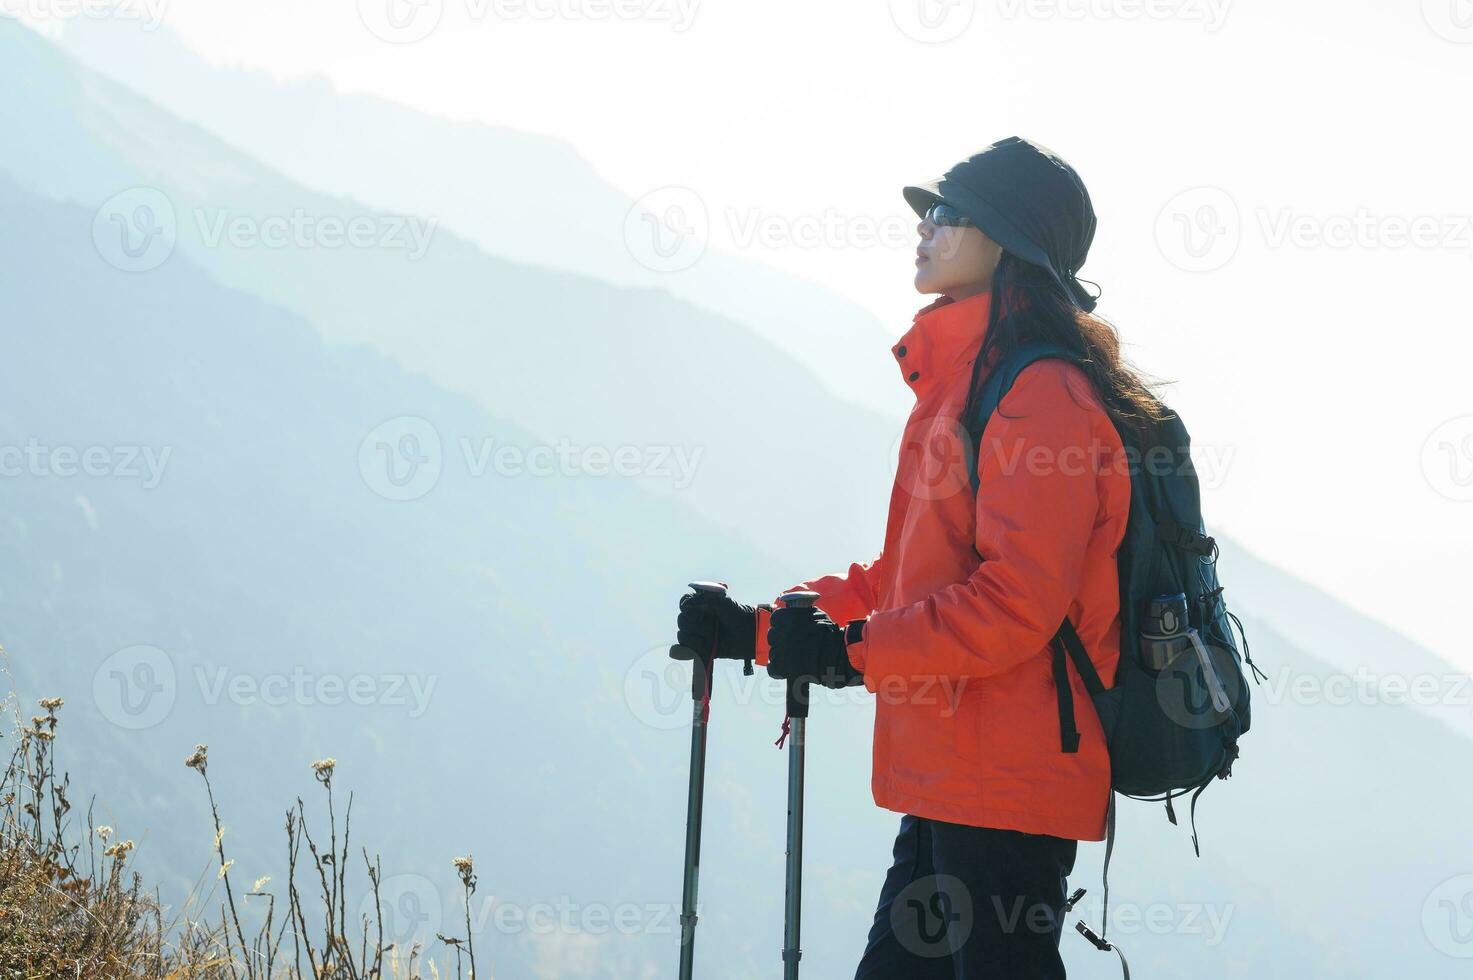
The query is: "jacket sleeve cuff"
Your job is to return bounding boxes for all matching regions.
[754,603,774,667]
[851,609,896,693]
[844,617,869,675]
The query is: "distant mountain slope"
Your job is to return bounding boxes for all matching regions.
[0,174,807,978]
[1219,536,1473,741]
[0,16,896,577]
[50,17,908,417]
[6,181,1473,978]
[3,23,1472,979]
[19,20,1461,738]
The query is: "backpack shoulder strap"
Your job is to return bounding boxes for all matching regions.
[967,342,1087,495]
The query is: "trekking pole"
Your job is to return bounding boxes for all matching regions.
[778,590,820,980]
[668,580,727,980]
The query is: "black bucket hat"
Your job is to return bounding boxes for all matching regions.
[904,136,1100,312]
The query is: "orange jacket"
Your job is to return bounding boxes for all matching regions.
[756,290,1131,841]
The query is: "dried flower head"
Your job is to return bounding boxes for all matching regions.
[252,875,271,892]
[96,826,114,842]
[39,697,64,712]
[185,744,208,773]
[217,859,235,879]
[311,757,336,782]
[453,855,477,891]
[104,840,136,860]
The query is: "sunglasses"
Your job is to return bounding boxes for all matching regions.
[924,201,974,228]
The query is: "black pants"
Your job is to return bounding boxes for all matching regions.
[854,815,1078,980]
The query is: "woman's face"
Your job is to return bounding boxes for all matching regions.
[914,211,1003,299]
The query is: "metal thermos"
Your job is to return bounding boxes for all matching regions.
[1140,592,1190,671]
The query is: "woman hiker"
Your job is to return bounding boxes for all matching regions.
[673,136,1167,978]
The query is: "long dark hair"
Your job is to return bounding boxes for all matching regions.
[964,252,1170,447]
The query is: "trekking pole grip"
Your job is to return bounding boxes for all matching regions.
[779,591,820,719]
[669,581,728,702]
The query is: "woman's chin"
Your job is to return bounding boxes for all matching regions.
[913,272,945,295]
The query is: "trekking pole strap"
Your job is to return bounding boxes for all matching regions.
[1076,922,1131,980]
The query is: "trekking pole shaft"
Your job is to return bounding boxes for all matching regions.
[675,580,726,980]
[782,709,806,979]
[778,590,819,980]
[678,649,714,980]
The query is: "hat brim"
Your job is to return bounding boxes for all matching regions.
[903,182,945,219]
[903,179,1083,305]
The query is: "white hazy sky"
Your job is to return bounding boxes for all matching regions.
[29,0,1473,672]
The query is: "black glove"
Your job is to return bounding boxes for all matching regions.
[674,589,760,665]
[766,605,864,690]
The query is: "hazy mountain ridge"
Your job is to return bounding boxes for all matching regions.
[4,178,1471,977]
[50,16,909,418]
[0,16,898,577]
[2,20,1471,978]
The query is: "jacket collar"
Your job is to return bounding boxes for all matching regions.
[891,290,993,397]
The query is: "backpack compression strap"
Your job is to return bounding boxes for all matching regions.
[968,344,1110,759]
[1049,616,1107,754]
[967,342,1086,495]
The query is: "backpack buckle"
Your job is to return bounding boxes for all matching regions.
[1076,920,1114,952]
